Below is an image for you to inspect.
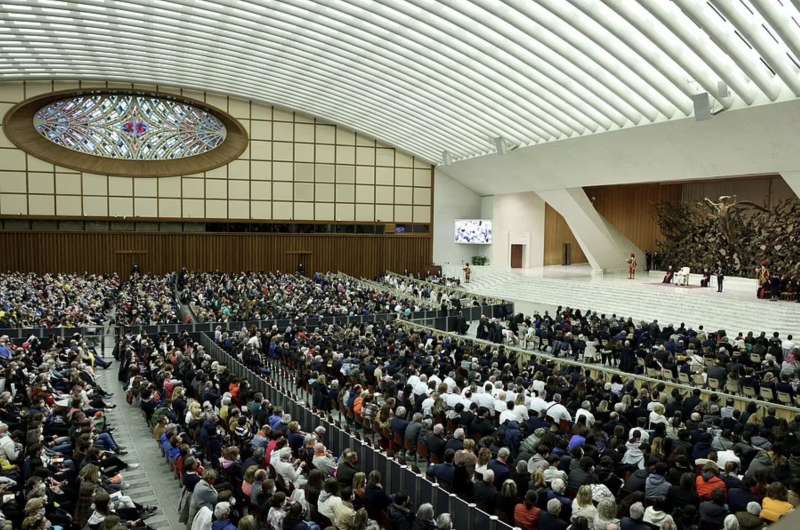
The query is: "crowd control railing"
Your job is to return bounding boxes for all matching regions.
[197,332,516,530]
[0,324,109,352]
[111,298,514,337]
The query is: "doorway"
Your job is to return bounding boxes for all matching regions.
[286,251,312,276]
[115,250,147,280]
[511,244,524,269]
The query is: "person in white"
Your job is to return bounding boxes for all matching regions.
[512,395,530,423]
[318,481,344,521]
[413,376,429,397]
[494,391,508,415]
[190,505,213,530]
[442,373,457,393]
[444,389,462,409]
[529,390,549,414]
[545,394,572,423]
[782,335,796,356]
[499,403,518,425]
[574,402,595,427]
[271,447,306,488]
[648,404,668,429]
[421,395,436,417]
[472,383,495,414]
[629,426,650,445]
[0,424,19,463]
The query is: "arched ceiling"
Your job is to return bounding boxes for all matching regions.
[2,0,800,165]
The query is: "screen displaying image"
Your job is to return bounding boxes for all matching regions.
[455,219,492,244]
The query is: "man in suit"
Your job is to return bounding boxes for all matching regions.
[488,447,512,488]
[716,266,725,292]
[539,499,568,530]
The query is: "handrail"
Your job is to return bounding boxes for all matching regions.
[196,331,514,530]
[397,320,800,418]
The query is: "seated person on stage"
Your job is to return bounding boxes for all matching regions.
[662,266,675,284]
[700,268,711,287]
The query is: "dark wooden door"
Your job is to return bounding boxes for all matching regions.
[286,251,312,276]
[115,250,147,280]
[511,244,524,268]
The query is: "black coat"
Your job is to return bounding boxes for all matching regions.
[538,512,568,530]
[472,481,498,513]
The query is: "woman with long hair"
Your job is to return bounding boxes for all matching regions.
[495,479,519,524]
[571,485,598,523]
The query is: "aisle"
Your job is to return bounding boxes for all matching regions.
[95,336,181,530]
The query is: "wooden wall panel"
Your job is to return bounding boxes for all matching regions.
[0,232,432,279]
[585,183,683,252]
[543,203,587,266]
[543,183,682,265]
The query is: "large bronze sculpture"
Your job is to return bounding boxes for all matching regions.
[656,196,800,278]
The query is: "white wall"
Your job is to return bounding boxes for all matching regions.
[432,169,484,266]
[441,99,800,195]
[491,192,546,269]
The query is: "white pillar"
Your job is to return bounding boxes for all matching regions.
[780,171,800,199]
[537,187,644,273]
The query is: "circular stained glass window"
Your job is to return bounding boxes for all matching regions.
[33,94,227,160]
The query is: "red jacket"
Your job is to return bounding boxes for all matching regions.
[696,473,727,500]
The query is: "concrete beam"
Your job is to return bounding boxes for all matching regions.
[537,188,644,273]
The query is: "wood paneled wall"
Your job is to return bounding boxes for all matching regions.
[543,183,682,264]
[544,204,587,266]
[586,183,683,252]
[0,232,432,279]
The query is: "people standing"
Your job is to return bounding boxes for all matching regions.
[757,263,770,299]
[716,266,725,293]
[463,262,471,284]
[627,253,637,280]
[701,268,711,288]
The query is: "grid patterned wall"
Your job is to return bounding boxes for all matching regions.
[0,80,433,224]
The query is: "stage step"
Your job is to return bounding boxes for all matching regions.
[444,266,800,338]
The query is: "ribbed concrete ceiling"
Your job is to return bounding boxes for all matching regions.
[2,0,800,164]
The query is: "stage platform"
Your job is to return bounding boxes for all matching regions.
[443,264,800,339]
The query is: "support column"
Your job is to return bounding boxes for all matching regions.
[780,171,800,199]
[537,187,644,273]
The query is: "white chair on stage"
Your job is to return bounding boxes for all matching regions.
[674,266,690,286]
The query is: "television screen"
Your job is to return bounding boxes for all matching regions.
[455,219,492,244]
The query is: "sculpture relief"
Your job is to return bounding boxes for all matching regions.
[656,196,800,278]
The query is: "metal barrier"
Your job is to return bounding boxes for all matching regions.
[196,332,516,530]
[112,301,513,337]
[3,326,108,352]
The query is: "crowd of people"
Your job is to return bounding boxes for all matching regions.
[0,272,119,328]
[180,272,438,323]
[116,273,180,326]
[116,328,455,530]
[0,331,158,530]
[473,309,800,406]
[381,273,800,406]
[223,318,799,530]
[0,267,799,530]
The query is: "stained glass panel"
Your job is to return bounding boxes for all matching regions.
[33,94,227,160]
